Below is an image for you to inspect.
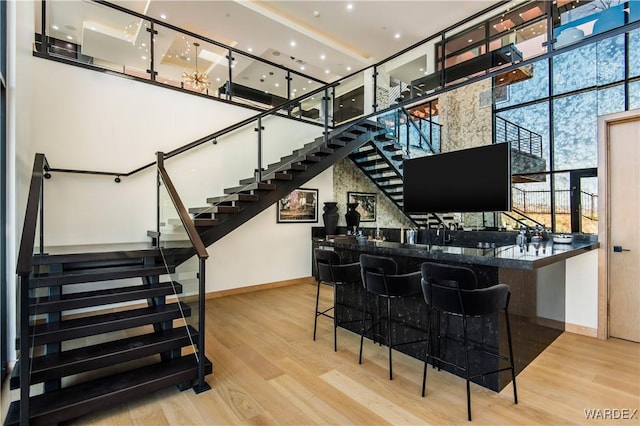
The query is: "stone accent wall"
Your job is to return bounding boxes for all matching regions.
[439,79,493,152]
[333,158,413,229]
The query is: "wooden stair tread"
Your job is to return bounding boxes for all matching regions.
[4,355,212,426]
[10,326,198,389]
[29,282,183,314]
[30,264,173,288]
[28,302,191,347]
[31,248,161,266]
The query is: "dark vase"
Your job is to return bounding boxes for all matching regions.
[322,202,339,236]
[345,202,361,231]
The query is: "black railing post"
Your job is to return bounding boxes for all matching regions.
[40,0,48,55]
[323,88,329,145]
[255,117,264,182]
[146,23,158,81]
[226,49,233,101]
[156,152,163,248]
[39,183,44,256]
[193,256,210,393]
[372,65,378,112]
[19,274,29,426]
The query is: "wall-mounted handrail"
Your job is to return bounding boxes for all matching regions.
[156,152,208,260]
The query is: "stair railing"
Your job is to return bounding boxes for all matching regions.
[155,152,210,392]
[15,153,50,425]
[399,107,440,155]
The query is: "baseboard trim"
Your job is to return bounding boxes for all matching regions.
[206,276,316,299]
[565,323,598,337]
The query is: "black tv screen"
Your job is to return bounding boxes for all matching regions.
[403,143,511,213]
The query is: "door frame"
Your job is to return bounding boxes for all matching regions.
[597,109,640,340]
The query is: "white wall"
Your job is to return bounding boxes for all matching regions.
[565,249,599,330]
[7,1,333,367]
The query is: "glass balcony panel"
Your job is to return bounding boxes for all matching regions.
[379,38,440,102]
[287,74,324,123]
[226,51,289,109]
[46,1,153,77]
[158,180,200,350]
[598,84,625,116]
[333,71,366,125]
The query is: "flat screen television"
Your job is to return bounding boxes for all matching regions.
[403,143,511,213]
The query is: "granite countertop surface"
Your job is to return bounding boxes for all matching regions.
[313,238,599,270]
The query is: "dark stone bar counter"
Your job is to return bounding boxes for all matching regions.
[311,232,598,391]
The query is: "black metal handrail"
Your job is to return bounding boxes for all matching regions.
[15,153,49,425]
[495,115,543,157]
[16,153,48,274]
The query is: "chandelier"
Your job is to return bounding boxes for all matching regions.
[182,42,210,92]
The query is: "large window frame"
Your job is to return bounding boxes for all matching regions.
[1,0,8,383]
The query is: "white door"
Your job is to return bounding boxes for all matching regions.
[608,116,640,342]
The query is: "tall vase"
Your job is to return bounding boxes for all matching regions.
[322,202,339,236]
[345,202,361,232]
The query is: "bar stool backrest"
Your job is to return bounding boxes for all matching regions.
[421,262,510,317]
[314,249,360,284]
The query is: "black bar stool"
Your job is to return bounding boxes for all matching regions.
[359,253,424,380]
[420,262,518,421]
[313,248,361,351]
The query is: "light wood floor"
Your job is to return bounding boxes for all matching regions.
[3,280,639,425]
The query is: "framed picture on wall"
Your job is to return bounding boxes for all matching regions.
[347,192,376,222]
[277,188,318,223]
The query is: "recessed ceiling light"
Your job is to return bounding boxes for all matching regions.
[248,47,253,52]
[160,14,167,20]
[325,69,330,74]
[216,77,221,81]
[66,35,73,40]
[290,41,296,47]
[419,68,424,72]
[300,66,305,70]
[320,54,326,60]
[346,66,351,71]
[394,33,401,39]
[303,87,307,91]
[275,83,279,87]
[52,25,59,30]
[141,43,146,47]
[347,3,353,10]
[141,55,147,60]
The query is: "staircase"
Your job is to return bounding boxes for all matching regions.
[7,119,394,425]
[348,116,456,229]
[162,119,396,247]
[5,246,212,426]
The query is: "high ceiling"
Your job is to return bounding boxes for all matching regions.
[47,0,502,85]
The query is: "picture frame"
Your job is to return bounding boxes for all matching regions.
[347,191,376,222]
[277,188,318,223]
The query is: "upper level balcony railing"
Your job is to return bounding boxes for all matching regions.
[35,1,640,131]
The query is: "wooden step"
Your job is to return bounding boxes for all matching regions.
[238,171,292,185]
[31,249,161,266]
[10,325,198,389]
[205,193,259,205]
[193,218,220,227]
[29,282,183,314]
[29,264,173,288]
[188,205,240,215]
[27,302,191,347]
[4,354,212,426]
[223,182,276,195]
